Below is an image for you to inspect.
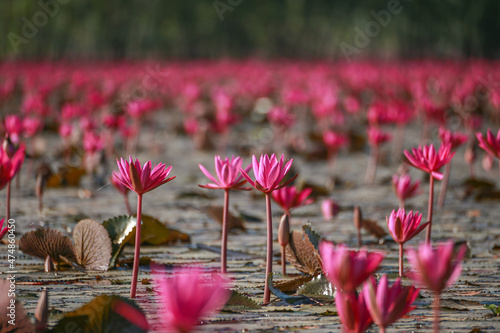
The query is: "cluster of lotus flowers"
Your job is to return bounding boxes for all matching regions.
[1,59,500,332]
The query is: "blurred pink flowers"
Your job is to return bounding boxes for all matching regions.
[154,266,231,333]
[335,291,373,333]
[404,143,454,181]
[0,218,7,240]
[363,275,419,332]
[407,241,466,295]
[199,155,251,190]
[321,198,340,221]
[392,174,420,209]
[407,241,466,332]
[319,242,384,294]
[271,185,313,215]
[476,128,500,159]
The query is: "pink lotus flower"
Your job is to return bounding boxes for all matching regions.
[363,275,419,332]
[4,115,23,144]
[240,153,296,304]
[392,174,420,208]
[0,143,25,190]
[407,241,467,333]
[114,157,175,298]
[335,291,373,333]
[271,185,313,214]
[22,117,43,138]
[83,131,104,155]
[267,106,295,128]
[323,131,348,151]
[114,157,175,196]
[404,143,454,180]
[367,127,391,147]
[321,198,340,221]
[0,218,7,240]
[387,209,428,245]
[154,266,231,333]
[239,154,296,194]
[59,122,72,139]
[199,156,251,190]
[319,242,384,293]
[407,241,466,295]
[439,127,467,151]
[476,129,500,159]
[199,155,251,273]
[387,208,429,276]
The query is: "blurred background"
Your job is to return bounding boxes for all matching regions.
[1,0,499,60]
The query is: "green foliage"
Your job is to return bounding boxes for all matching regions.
[1,0,499,59]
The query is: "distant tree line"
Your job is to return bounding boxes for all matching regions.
[1,0,499,60]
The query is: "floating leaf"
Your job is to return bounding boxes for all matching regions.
[484,304,500,316]
[117,257,152,268]
[102,215,136,268]
[60,256,87,273]
[225,291,260,309]
[297,274,335,299]
[73,219,112,271]
[267,274,319,305]
[285,226,323,276]
[51,295,148,333]
[0,279,35,332]
[124,215,191,245]
[362,219,387,239]
[46,165,86,188]
[207,206,246,231]
[19,228,76,267]
[274,275,315,293]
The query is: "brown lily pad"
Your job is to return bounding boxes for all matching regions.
[73,219,112,271]
[19,228,76,267]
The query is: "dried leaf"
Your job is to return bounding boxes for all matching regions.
[225,291,260,309]
[285,227,323,276]
[73,219,112,271]
[0,279,35,332]
[19,228,76,267]
[46,165,86,188]
[51,295,148,333]
[124,215,191,245]
[274,275,315,293]
[362,219,388,239]
[302,224,321,250]
[207,206,246,231]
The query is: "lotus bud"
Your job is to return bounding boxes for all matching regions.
[278,214,290,247]
[44,256,54,272]
[35,288,48,332]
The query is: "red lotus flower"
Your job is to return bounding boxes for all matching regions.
[319,242,384,294]
[476,129,500,159]
[267,106,295,128]
[199,155,251,190]
[154,266,231,333]
[439,127,467,151]
[404,143,454,180]
[4,115,23,144]
[387,209,428,245]
[335,291,373,333]
[22,117,43,138]
[240,154,296,194]
[271,185,313,214]
[392,174,420,205]
[113,157,175,195]
[407,241,466,295]
[0,218,7,240]
[363,275,419,331]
